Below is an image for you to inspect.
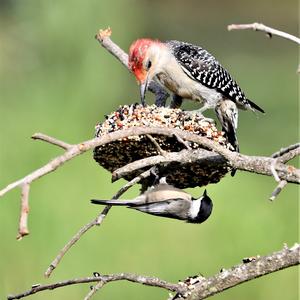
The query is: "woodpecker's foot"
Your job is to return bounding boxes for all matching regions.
[200,116,216,124]
[184,110,216,125]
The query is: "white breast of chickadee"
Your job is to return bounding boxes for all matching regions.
[91,183,213,224]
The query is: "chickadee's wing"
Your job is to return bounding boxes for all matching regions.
[130,198,190,220]
[145,184,191,203]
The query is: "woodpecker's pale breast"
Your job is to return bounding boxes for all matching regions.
[153,52,222,106]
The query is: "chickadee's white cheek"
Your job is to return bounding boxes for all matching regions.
[189,199,201,219]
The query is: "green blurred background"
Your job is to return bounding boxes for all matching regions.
[0,0,298,299]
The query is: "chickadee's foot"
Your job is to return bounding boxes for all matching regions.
[150,167,160,185]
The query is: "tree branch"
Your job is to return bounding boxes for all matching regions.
[44,167,155,278]
[184,244,300,300]
[228,22,300,44]
[112,148,227,182]
[7,244,299,300]
[16,184,30,240]
[7,273,183,300]
[1,127,299,198]
[0,128,299,240]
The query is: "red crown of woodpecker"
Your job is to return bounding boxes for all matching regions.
[128,38,158,83]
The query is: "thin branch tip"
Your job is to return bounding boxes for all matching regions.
[96,27,112,41]
[31,133,72,150]
[227,22,300,44]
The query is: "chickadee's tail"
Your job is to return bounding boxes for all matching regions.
[90,199,140,206]
[91,199,125,206]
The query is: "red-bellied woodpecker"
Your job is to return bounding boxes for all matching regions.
[128,39,264,152]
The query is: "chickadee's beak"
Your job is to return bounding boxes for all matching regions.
[140,76,149,106]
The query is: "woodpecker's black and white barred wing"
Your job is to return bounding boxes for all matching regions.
[167,40,264,113]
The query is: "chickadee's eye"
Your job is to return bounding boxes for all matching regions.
[146,60,152,70]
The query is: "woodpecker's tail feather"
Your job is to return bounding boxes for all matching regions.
[91,199,140,206]
[224,124,239,177]
[219,118,239,176]
[226,125,239,153]
[247,99,265,113]
[215,101,239,152]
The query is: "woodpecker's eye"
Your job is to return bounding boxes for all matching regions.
[146,60,152,70]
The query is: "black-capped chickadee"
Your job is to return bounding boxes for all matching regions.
[91,183,213,224]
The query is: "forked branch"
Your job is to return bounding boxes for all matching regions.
[0,128,299,240]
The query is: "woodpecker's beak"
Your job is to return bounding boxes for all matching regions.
[140,83,147,106]
[203,189,207,197]
[140,75,149,106]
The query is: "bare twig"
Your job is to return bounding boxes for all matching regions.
[95,28,128,68]
[84,281,105,300]
[32,133,72,150]
[16,184,30,240]
[44,215,101,278]
[95,27,169,106]
[173,133,192,150]
[146,134,167,156]
[269,180,288,201]
[270,159,281,182]
[268,143,299,200]
[271,143,300,159]
[7,273,182,300]
[228,23,300,44]
[44,167,154,278]
[7,244,299,300]
[271,143,300,166]
[279,148,300,164]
